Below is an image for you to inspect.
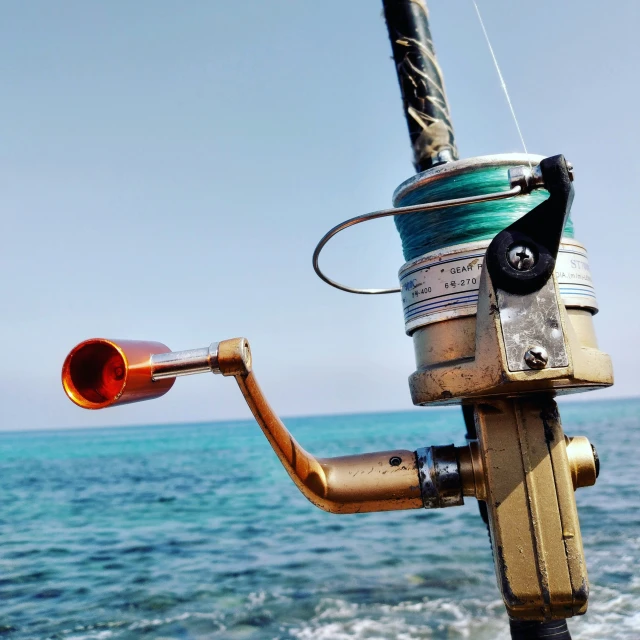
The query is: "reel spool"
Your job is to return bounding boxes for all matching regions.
[393,154,602,403]
[312,152,611,405]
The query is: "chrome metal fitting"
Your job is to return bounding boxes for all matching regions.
[416,444,464,509]
[430,148,454,166]
[151,342,220,380]
[508,164,543,193]
[509,162,575,194]
[507,244,536,271]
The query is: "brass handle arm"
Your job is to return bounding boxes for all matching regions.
[217,338,423,514]
[62,336,488,514]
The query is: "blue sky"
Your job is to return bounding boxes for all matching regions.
[2,1,638,430]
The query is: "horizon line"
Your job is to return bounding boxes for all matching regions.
[2,395,638,436]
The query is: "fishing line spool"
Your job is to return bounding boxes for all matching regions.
[313,152,604,404]
[393,153,601,399]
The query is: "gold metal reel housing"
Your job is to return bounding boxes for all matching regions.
[408,270,613,406]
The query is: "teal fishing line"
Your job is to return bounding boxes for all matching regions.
[393,165,575,262]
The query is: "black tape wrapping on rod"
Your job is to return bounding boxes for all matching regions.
[382,0,458,172]
[509,619,572,640]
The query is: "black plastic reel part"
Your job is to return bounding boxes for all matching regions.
[486,154,574,295]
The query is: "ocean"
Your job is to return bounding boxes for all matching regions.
[1,399,638,639]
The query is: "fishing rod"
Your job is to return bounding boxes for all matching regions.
[61,2,612,638]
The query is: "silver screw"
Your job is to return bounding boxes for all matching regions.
[524,346,549,369]
[507,245,536,271]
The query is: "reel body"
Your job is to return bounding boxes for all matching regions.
[395,154,612,619]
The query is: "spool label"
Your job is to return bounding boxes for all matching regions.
[399,240,598,333]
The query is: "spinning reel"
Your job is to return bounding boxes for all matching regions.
[61,3,613,638]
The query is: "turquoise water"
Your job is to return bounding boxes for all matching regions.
[1,400,638,639]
